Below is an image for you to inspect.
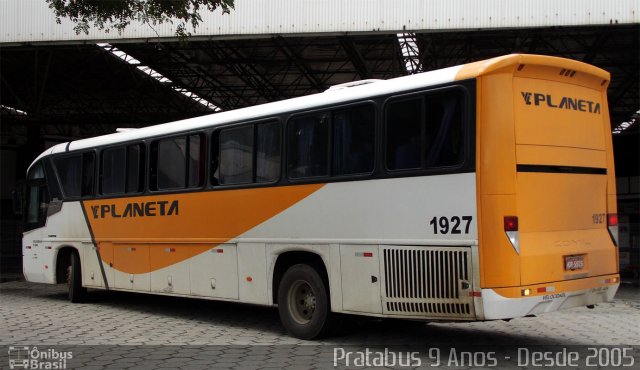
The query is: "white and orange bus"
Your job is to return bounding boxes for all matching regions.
[21,54,619,339]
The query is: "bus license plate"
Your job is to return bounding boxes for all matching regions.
[565,255,584,271]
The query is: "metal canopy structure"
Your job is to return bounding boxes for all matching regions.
[1,44,214,139]
[115,34,406,108]
[1,24,638,145]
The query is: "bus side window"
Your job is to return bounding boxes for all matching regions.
[101,144,144,195]
[126,144,144,193]
[55,155,82,197]
[102,147,126,194]
[256,121,281,183]
[424,91,464,168]
[219,126,254,185]
[332,105,375,175]
[288,114,329,179]
[81,152,95,196]
[385,98,423,171]
[210,132,220,185]
[157,137,187,189]
[54,152,95,198]
[188,134,204,188]
[215,120,281,186]
[152,135,203,191]
[385,89,465,172]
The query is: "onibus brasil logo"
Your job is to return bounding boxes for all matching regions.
[8,346,72,369]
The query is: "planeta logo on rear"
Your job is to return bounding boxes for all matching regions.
[521,91,601,114]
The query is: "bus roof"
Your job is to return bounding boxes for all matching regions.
[455,53,610,82]
[29,54,610,169]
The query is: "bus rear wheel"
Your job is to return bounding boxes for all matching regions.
[277,264,335,339]
[67,251,87,303]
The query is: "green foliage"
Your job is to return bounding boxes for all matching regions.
[46,0,234,37]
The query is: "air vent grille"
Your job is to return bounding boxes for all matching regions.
[382,246,474,318]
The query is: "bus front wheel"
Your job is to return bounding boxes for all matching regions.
[277,264,335,339]
[67,251,87,303]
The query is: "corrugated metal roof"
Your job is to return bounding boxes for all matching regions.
[1,0,638,45]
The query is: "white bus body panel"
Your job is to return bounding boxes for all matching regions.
[189,243,239,299]
[243,173,478,243]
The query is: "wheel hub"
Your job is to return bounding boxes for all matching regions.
[302,292,316,311]
[288,280,317,324]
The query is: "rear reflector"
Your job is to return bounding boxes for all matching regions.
[504,216,518,231]
[504,216,520,254]
[536,286,556,293]
[355,252,374,257]
[607,213,619,246]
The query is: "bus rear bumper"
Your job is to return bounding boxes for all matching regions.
[480,274,619,320]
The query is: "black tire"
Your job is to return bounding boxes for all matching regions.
[277,264,337,339]
[67,251,87,303]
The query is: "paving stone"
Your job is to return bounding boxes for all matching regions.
[1,280,639,369]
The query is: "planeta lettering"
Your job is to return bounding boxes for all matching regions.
[90,200,179,219]
[521,91,600,114]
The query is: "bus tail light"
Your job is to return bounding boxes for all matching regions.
[607,213,619,246]
[504,216,520,254]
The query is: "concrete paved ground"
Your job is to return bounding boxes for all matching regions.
[1,281,638,369]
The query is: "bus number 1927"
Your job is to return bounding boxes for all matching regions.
[429,216,473,234]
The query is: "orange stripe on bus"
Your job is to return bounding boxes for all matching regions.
[84,183,324,274]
